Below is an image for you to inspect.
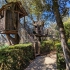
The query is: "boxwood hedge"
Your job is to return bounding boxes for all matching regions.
[0,43,34,70]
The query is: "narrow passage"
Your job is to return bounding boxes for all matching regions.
[25,52,57,70]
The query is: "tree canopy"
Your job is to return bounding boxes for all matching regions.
[5,0,70,18]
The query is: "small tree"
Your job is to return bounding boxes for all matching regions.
[52,0,70,69]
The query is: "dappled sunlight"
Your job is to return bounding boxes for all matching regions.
[25,56,46,70]
[44,57,56,64]
[44,54,56,64]
[46,63,57,70]
[25,53,57,70]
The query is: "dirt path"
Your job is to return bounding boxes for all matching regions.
[25,52,57,70]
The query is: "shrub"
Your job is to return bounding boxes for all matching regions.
[55,39,70,70]
[68,38,70,43]
[0,44,9,49]
[55,43,66,70]
[40,39,60,54]
[40,40,54,54]
[54,39,60,44]
[0,43,34,70]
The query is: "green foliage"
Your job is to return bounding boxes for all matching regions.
[0,43,34,70]
[0,44,9,50]
[9,43,32,49]
[55,39,70,70]
[68,39,70,43]
[55,43,66,70]
[6,0,51,17]
[57,53,65,70]
[40,40,55,54]
[64,18,70,41]
[55,40,70,70]
[41,40,53,47]
[6,0,20,3]
[29,0,43,15]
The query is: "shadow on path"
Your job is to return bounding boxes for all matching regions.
[25,52,57,70]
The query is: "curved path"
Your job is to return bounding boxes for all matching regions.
[25,52,57,70]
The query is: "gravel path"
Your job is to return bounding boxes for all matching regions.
[25,52,57,70]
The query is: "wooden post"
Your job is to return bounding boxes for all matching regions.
[6,34,11,45]
[38,41,41,55]
[33,42,36,57]
[15,34,20,44]
[17,12,19,30]
[24,16,26,28]
[33,41,41,56]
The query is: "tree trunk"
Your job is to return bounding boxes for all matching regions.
[15,34,20,44]
[6,34,20,45]
[6,34,12,45]
[52,0,70,70]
